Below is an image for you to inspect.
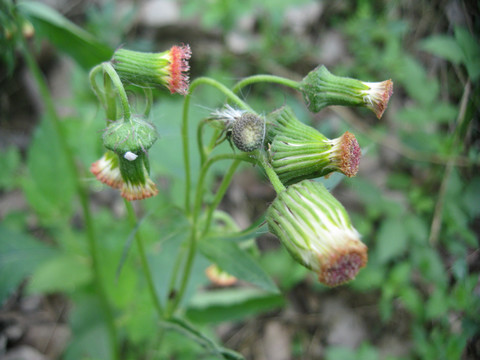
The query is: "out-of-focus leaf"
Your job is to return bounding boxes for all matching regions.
[187,288,284,323]
[0,225,57,303]
[0,146,22,190]
[198,237,279,294]
[27,254,91,294]
[18,1,112,69]
[160,317,245,360]
[22,116,76,224]
[455,27,480,81]
[375,217,409,264]
[419,35,464,64]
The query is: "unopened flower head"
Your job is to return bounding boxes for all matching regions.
[211,105,265,152]
[205,264,237,287]
[266,180,367,287]
[267,106,361,185]
[118,152,158,201]
[90,150,123,189]
[102,116,158,155]
[300,65,393,119]
[112,44,191,95]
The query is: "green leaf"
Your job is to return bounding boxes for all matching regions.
[186,288,285,323]
[455,27,480,81]
[198,237,279,294]
[159,317,245,360]
[0,225,57,303]
[0,146,21,190]
[375,217,409,264]
[419,35,464,64]
[27,254,92,294]
[18,1,112,69]
[22,116,76,224]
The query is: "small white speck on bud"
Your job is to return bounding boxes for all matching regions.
[124,151,138,161]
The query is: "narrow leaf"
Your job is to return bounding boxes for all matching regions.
[159,317,245,360]
[419,35,464,64]
[198,237,279,294]
[18,1,112,69]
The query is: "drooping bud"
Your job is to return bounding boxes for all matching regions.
[300,65,393,119]
[205,264,238,287]
[267,106,361,185]
[266,180,367,286]
[112,44,191,95]
[90,150,123,189]
[117,152,158,201]
[96,116,159,200]
[102,116,158,154]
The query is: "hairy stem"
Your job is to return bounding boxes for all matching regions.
[124,200,164,316]
[20,40,119,358]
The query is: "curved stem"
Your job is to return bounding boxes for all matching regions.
[182,77,253,215]
[20,40,119,358]
[89,64,107,109]
[124,200,164,317]
[259,151,286,193]
[102,62,131,122]
[166,153,255,317]
[143,86,153,117]
[197,119,209,166]
[232,74,301,94]
[202,159,241,236]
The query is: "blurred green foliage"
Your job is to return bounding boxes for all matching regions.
[0,0,479,359]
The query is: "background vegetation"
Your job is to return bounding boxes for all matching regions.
[1,0,479,359]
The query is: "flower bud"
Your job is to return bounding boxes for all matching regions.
[205,264,237,287]
[266,180,367,287]
[117,152,158,201]
[112,44,191,95]
[102,117,158,154]
[267,106,360,185]
[300,65,393,119]
[90,150,123,189]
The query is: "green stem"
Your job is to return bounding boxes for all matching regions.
[89,64,107,110]
[143,86,153,117]
[182,77,253,215]
[197,119,209,166]
[124,200,164,316]
[232,74,301,94]
[166,153,254,317]
[259,151,286,193]
[202,159,241,236]
[20,40,119,358]
[102,62,131,122]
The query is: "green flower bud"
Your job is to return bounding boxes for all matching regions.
[266,180,367,287]
[300,65,393,119]
[267,106,360,185]
[112,44,191,95]
[117,152,158,201]
[102,116,158,154]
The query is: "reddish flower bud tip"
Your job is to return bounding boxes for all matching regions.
[362,79,393,119]
[339,131,361,177]
[168,44,192,95]
[318,244,368,287]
